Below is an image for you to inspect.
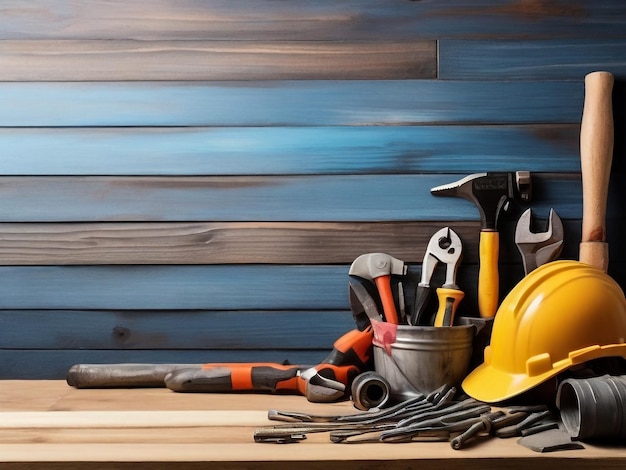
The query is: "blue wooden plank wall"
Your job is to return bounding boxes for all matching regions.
[1,0,626,378]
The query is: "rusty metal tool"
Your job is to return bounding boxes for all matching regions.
[448,407,537,450]
[409,227,464,326]
[515,208,564,275]
[66,363,201,388]
[166,327,373,402]
[268,385,454,429]
[449,411,506,450]
[348,276,384,329]
[495,409,554,438]
[431,172,531,318]
[349,253,407,324]
[68,325,373,404]
[380,403,492,443]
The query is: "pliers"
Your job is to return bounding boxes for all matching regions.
[409,227,464,326]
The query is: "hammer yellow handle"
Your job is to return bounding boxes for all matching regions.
[478,230,499,318]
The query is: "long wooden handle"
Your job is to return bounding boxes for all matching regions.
[579,71,614,272]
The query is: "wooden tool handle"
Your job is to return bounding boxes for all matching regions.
[579,71,614,272]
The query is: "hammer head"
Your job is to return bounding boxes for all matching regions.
[431,172,531,230]
[348,253,407,280]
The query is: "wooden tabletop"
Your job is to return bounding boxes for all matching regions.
[1,380,626,469]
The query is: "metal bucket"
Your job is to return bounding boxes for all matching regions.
[371,319,475,400]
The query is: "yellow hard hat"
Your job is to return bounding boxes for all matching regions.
[462,260,626,403]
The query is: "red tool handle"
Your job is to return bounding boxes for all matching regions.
[579,71,614,272]
[165,363,307,393]
[202,362,304,392]
[374,275,399,324]
[322,327,373,369]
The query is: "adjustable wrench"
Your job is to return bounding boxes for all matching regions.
[410,227,464,327]
[515,208,564,275]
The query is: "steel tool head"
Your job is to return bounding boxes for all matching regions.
[431,172,531,230]
[349,253,407,280]
[348,277,384,329]
[515,208,564,274]
[300,367,347,403]
[421,227,463,288]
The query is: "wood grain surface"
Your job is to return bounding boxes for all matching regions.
[2,0,626,380]
[2,0,626,40]
[0,381,625,469]
[0,40,436,81]
[0,174,589,222]
[0,125,581,175]
[0,80,584,127]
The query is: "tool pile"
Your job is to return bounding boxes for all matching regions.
[254,385,570,451]
[254,71,626,450]
[64,71,626,452]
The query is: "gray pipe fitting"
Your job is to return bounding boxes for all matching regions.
[351,371,392,411]
[557,374,626,440]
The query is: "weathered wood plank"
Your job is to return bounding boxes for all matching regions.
[0,222,482,265]
[0,263,515,312]
[0,350,330,380]
[0,40,436,81]
[0,265,348,310]
[0,310,355,350]
[0,81,583,127]
[0,218,590,265]
[2,0,626,41]
[0,262,567,313]
[0,125,582,175]
[440,39,626,80]
[0,174,587,222]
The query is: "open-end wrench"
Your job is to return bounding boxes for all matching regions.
[515,208,564,275]
[409,227,464,326]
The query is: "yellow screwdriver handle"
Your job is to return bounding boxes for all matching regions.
[478,230,499,318]
[434,287,465,327]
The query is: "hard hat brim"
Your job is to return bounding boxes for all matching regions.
[461,360,559,403]
[463,342,626,403]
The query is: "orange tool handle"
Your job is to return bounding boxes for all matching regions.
[433,287,465,327]
[478,230,499,318]
[199,363,306,393]
[374,275,399,324]
[322,326,373,369]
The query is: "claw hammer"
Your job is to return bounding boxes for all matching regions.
[349,253,407,324]
[579,71,614,272]
[431,172,531,318]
